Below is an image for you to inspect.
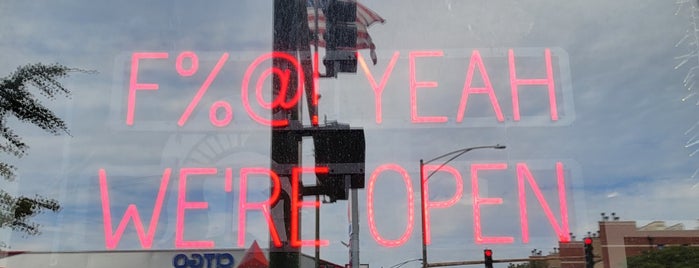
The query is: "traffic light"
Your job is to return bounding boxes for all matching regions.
[584,237,594,268]
[312,127,365,201]
[323,0,357,76]
[483,249,493,268]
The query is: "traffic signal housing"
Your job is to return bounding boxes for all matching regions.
[323,0,357,76]
[584,237,594,268]
[312,127,365,201]
[484,249,493,268]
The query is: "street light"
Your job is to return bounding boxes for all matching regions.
[419,144,506,268]
[386,258,423,268]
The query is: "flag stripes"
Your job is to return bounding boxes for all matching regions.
[307,0,384,64]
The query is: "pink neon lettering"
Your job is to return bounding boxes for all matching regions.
[291,167,329,247]
[313,51,320,106]
[509,49,558,121]
[421,164,463,245]
[127,52,168,126]
[471,163,513,244]
[176,168,217,248]
[367,164,414,247]
[99,168,170,249]
[517,162,570,243]
[311,52,320,126]
[178,53,229,127]
[237,167,282,247]
[457,50,504,122]
[224,168,233,192]
[255,68,291,110]
[176,51,199,77]
[241,52,304,127]
[208,100,233,127]
[409,51,447,123]
[359,51,400,124]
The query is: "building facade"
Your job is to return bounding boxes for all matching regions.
[597,220,699,268]
[0,243,345,268]
[540,220,699,268]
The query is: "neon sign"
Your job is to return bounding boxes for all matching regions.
[98,162,571,249]
[120,48,573,129]
[100,47,575,250]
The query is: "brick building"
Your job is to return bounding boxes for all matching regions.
[532,219,699,268]
[597,220,699,268]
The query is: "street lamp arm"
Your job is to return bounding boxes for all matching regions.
[423,144,505,164]
[388,258,423,268]
[419,143,505,268]
[422,144,505,181]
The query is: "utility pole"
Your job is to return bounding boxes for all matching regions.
[270,2,366,268]
[270,1,305,267]
[350,188,360,268]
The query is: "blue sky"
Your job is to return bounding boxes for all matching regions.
[1,1,699,267]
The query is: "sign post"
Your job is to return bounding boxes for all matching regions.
[270,1,304,267]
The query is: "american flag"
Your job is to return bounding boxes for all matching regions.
[307,0,385,64]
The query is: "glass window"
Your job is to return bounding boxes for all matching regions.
[0,1,697,268]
